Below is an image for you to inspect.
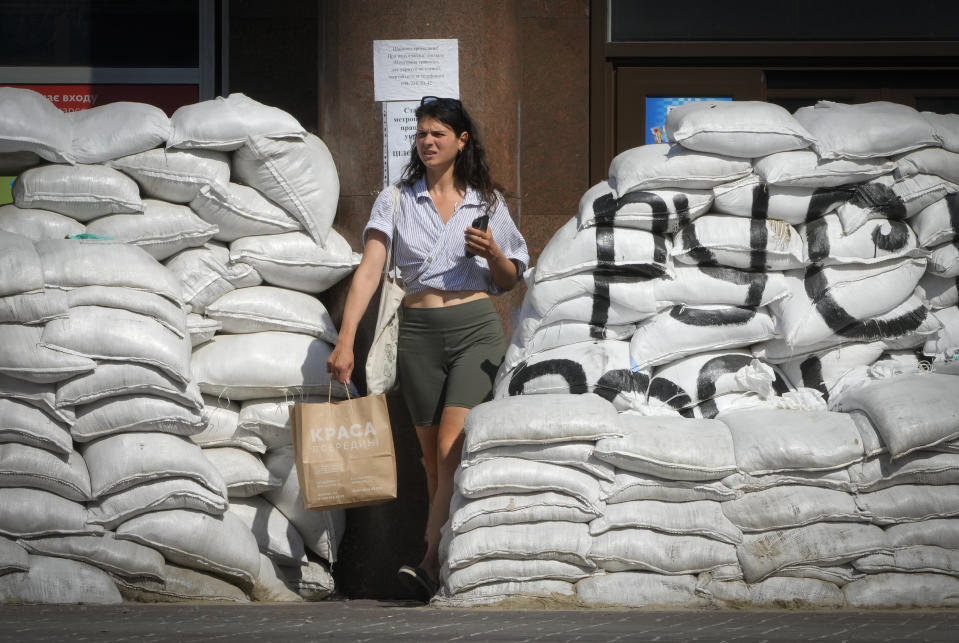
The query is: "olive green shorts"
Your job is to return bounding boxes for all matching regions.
[397,298,507,427]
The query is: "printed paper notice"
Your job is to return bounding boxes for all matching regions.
[373,39,459,102]
[383,101,419,186]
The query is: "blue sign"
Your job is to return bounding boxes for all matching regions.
[645,97,733,144]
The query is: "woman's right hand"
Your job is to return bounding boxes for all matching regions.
[326,341,354,385]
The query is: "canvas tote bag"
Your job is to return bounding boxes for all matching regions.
[292,388,398,510]
[365,185,404,395]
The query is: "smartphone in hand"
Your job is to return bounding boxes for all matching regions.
[465,215,489,257]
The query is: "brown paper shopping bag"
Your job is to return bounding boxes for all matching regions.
[292,392,397,511]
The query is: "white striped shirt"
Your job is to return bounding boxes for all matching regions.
[364,178,529,295]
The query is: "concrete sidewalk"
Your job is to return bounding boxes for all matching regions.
[1,601,958,642]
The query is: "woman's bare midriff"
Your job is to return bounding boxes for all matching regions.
[402,288,488,308]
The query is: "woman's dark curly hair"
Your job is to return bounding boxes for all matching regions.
[400,98,503,215]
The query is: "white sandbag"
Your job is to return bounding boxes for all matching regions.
[168,93,305,151]
[895,147,959,185]
[497,340,646,412]
[465,394,621,458]
[856,484,959,525]
[262,447,345,562]
[855,545,959,577]
[237,398,299,451]
[202,447,279,498]
[576,180,712,233]
[0,150,40,174]
[0,87,73,163]
[629,304,776,370]
[645,350,783,416]
[851,452,959,492]
[534,216,672,283]
[928,241,959,278]
[608,144,751,195]
[673,215,805,271]
[0,374,74,426]
[116,508,260,586]
[87,477,228,530]
[654,264,790,308]
[13,164,142,221]
[770,258,927,352]
[886,519,959,550]
[722,468,855,495]
[0,398,72,455]
[164,242,262,313]
[445,522,593,570]
[232,133,338,246]
[754,148,894,188]
[721,408,865,475]
[697,575,845,608]
[666,100,816,157]
[722,486,865,532]
[925,306,959,359]
[0,555,121,604]
[0,204,85,241]
[191,331,347,400]
[65,285,187,338]
[576,571,708,608]
[56,362,203,410]
[115,562,248,603]
[0,444,91,501]
[794,100,937,160]
[525,266,660,325]
[230,230,358,294]
[801,213,922,265]
[448,491,600,534]
[910,193,959,248]
[844,572,959,608]
[778,341,886,402]
[71,395,205,443]
[110,147,230,203]
[456,457,604,514]
[774,564,863,587]
[442,558,595,596]
[187,313,220,346]
[504,319,640,376]
[206,286,337,341]
[82,432,227,498]
[438,579,577,608]
[0,323,96,383]
[837,174,959,234]
[738,522,889,583]
[85,199,218,261]
[0,231,44,297]
[20,533,165,582]
[0,290,69,325]
[711,174,852,226]
[227,495,308,566]
[0,537,29,576]
[590,528,738,575]
[36,238,183,305]
[251,553,304,602]
[192,396,265,453]
[190,181,301,242]
[605,470,740,503]
[595,415,736,481]
[833,373,959,458]
[280,559,334,601]
[591,500,741,545]
[42,306,192,385]
[0,488,101,538]
[69,102,171,164]
[463,442,613,482]
[924,111,959,152]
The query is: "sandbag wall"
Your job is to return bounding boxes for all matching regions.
[0,88,356,604]
[436,100,959,608]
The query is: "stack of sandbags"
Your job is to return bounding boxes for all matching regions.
[0,88,353,603]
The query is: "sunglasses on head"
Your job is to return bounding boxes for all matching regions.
[420,96,462,106]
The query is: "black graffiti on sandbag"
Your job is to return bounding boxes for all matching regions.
[749,182,771,272]
[507,358,589,396]
[804,216,832,263]
[594,368,650,404]
[870,219,911,253]
[589,194,617,339]
[668,304,757,327]
[614,191,671,234]
[593,197,668,279]
[646,376,692,412]
[850,181,907,220]
[798,355,829,400]
[806,186,855,223]
[697,265,769,308]
[835,303,928,340]
[695,353,753,406]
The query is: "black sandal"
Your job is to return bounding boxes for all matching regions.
[397,565,437,603]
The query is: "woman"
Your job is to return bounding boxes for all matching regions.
[326,96,529,601]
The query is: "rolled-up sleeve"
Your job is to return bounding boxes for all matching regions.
[363,185,396,245]
[487,195,530,293]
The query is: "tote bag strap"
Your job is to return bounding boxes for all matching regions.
[385,184,400,284]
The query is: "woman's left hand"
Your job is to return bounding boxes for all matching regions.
[465,225,500,260]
